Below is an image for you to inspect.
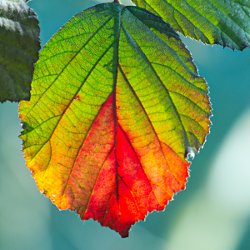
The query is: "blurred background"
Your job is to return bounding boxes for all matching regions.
[0,0,250,249]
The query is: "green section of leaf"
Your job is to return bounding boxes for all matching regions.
[20,2,210,162]
[132,0,250,50]
[0,0,40,102]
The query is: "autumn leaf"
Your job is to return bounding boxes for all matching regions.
[132,0,250,50]
[0,0,40,102]
[19,3,211,237]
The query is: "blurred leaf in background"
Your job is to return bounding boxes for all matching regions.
[132,0,250,50]
[0,0,40,102]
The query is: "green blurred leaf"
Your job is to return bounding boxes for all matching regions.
[19,3,210,237]
[0,0,40,102]
[132,0,250,50]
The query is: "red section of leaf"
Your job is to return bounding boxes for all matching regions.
[83,125,158,237]
[78,94,189,237]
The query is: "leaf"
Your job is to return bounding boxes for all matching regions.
[19,3,211,237]
[132,0,250,50]
[0,0,40,102]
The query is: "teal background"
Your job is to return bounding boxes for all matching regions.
[0,0,250,249]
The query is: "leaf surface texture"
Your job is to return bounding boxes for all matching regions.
[19,3,211,237]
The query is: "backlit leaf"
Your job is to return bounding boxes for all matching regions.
[19,3,211,237]
[132,0,250,50]
[0,0,40,102]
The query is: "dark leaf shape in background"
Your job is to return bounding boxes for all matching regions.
[0,0,40,102]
